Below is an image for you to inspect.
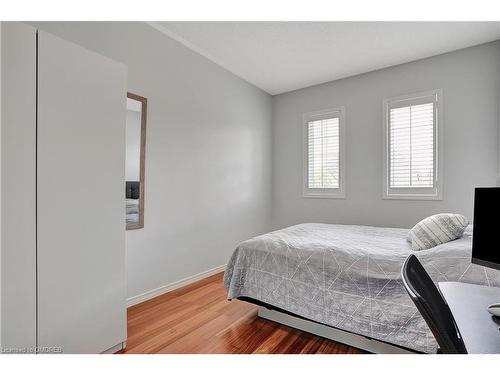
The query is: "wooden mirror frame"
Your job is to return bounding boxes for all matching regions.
[126,92,147,230]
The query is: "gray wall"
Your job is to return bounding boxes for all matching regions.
[272,41,500,230]
[30,22,273,300]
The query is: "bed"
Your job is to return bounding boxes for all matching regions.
[126,198,139,224]
[125,181,140,225]
[224,223,500,353]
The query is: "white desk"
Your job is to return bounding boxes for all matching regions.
[439,282,500,354]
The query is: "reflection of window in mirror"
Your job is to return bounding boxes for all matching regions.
[126,92,147,230]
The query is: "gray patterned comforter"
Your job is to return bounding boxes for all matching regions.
[223,223,500,353]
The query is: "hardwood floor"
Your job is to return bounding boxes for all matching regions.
[121,272,365,354]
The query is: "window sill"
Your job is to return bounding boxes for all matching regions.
[382,193,442,201]
[303,192,346,199]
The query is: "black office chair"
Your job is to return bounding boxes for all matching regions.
[401,255,467,354]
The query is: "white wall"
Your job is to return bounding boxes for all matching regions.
[125,110,141,181]
[272,41,500,230]
[30,22,273,300]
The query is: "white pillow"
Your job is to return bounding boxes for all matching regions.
[406,231,412,243]
[407,213,469,251]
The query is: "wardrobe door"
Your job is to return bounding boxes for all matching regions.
[37,31,127,353]
[1,22,37,350]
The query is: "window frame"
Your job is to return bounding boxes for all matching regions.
[302,106,346,199]
[382,89,443,200]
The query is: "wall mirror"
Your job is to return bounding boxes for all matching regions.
[126,92,147,230]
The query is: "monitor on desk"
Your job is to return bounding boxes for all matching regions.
[472,187,500,271]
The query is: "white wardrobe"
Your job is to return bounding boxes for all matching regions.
[1,22,127,353]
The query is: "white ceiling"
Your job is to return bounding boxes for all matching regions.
[151,22,500,95]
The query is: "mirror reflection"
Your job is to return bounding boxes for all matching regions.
[126,92,147,230]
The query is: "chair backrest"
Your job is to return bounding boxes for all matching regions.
[401,255,467,354]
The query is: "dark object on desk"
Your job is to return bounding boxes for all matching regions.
[472,187,500,271]
[402,255,467,354]
[439,282,500,354]
[471,187,500,319]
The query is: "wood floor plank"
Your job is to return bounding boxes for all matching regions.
[127,300,228,353]
[122,272,365,354]
[298,336,324,354]
[220,315,280,353]
[251,325,295,354]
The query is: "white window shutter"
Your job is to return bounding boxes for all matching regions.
[389,102,434,188]
[307,117,340,189]
[383,89,442,200]
[303,106,345,199]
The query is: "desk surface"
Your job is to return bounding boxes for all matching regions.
[439,282,500,354]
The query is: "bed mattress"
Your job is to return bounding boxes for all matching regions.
[224,223,500,353]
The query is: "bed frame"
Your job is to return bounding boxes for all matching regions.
[258,307,416,354]
[236,297,417,353]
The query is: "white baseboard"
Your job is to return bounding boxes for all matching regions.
[126,264,226,307]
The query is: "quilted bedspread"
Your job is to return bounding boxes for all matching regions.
[223,223,500,353]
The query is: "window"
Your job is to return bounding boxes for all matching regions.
[383,89,443,200]
[303,107,345,198]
